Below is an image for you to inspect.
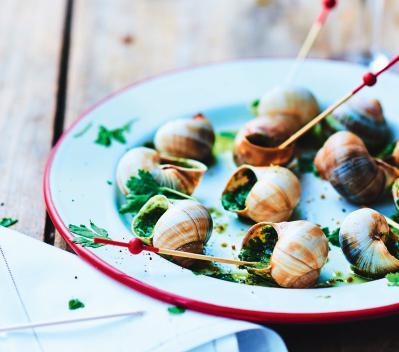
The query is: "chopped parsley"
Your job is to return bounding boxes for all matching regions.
[68,298,85,310]
[133,199,168,238]
[95,119,137,147]
[222,169,256,211]
[106,180,113,185]
[0,217,18,227]
[386,273,399,286]
[249,99,260,115]
[119,170,194,215]
[239,225,278,266]
[167,306,186,314]
[68,221,110,248]
[297,156,319,176]
[377,141,396,159]
[322,227,340,247]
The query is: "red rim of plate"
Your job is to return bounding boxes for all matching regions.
[43,58,399,324]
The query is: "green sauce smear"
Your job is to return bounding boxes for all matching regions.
[133,201,168,238]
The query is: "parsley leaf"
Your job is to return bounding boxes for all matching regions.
[95,119,137,147]
[386,273,399,286]
[377,141,396,159]
[322,227,340,247]
[167,306,186,314]
[0,217,18,227]
[68,298,85,310]
[249,99,260,115]
[119,170,195,215]
[68,220,109,248]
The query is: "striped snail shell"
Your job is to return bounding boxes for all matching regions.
[314,131,398,204]
[339,208,399,278]
[257,86,320,125]
[241,220,328,288]
[116,147,207,195]
[154,113,215,161]
[324,98,390,151]
[234,86,319,166]
[221,165,301,223]
[131,195,212,267]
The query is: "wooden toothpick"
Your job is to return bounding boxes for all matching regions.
[0,310,145,334]
[93,238,257,267]
[278,54,399,149]
[285,0,337,83]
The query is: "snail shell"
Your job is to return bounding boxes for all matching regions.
[339,208,399,278]
[324,98,390,151]
[242,220,328,288]
[154,113,215,161]
[234,86,319,166]
[314,131,395,204]
[257,86,320,125]
[233,118,295,166]
[131,195,212,267]
[116,147,207,195]
[221,165,301,223]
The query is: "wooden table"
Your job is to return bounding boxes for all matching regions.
[2,0,399,350]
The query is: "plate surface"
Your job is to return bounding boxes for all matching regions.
[45,59,399,323]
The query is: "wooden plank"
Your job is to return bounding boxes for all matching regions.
[0,0,67,239]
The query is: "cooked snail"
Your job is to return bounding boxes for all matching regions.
[240,220,328,288]
[324,98,390,151]
[235,86,319,166]
[339,208,399,278]
[131,195,212,267]
[221,165,301,223]
[154,113,215,162]
[116,147,207,195]
[314,131,399,204]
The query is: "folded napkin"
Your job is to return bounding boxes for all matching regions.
[0,227,287,352]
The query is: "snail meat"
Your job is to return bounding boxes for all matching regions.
[131,195,212,267]
[240,221,329,288]
[222,165,301,223]
[339,208,399,278]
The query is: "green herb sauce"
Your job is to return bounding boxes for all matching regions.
[133,201,168,238]
[222,170,256,211]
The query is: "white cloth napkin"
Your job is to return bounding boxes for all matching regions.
[0,227,287,352]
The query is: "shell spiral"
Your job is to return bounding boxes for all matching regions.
[339,208,399,278]
[154,114,215,161]
[314,131,387,204]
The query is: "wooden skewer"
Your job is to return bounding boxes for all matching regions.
[278,54,399,149]
[93,238,258,267]
[278,91,353,149]
[285,0,337,83]
[0,310,145,334]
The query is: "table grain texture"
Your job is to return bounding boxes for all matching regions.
[2,0,399,351]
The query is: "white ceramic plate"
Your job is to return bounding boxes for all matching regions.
[45,59,399,323]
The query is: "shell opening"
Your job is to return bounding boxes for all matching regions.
[132,196,169,241]
[160,157,197,169]
[239,225,278,265]
[222,168,257,211]
[246,133,276,148]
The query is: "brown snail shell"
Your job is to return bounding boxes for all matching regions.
[234,86,319,166]
[257,86,320,125]
[233,126,294,166]
[154,113,215,161]
[339,208,399,278]
[131,195,212,267]
[221,165,301,223]
[242,220,328,288]
[324,98,390,151]
[116,147,207,195]
[314,131,398,204]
